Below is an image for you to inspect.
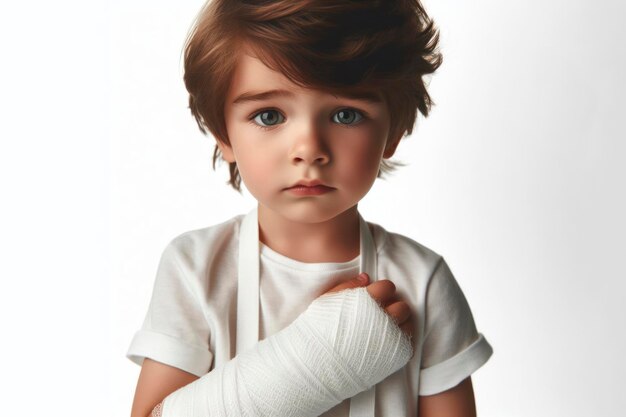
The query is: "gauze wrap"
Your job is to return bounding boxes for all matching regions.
[161,286,413,417]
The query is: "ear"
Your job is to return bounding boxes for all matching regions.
[382,134,402,159]
[215,138,236,163]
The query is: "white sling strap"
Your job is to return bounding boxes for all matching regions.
[236,205,377,416]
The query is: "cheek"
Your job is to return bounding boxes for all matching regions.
[335,136,384,186]
[234,150,263,182]
[231,140,280,195]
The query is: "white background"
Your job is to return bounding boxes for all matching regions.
[1,0,624,416]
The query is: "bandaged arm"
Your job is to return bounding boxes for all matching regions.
[155,286,413,417]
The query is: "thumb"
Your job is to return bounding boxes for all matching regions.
[323,273,369,295]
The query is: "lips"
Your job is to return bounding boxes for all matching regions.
[285,184,335,196]
[286,179,334,189]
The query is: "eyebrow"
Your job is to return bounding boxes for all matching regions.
[232,89,383,105]
[338,91,384,104]
[232,89,295,105]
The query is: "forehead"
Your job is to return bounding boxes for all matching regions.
[226,52,384,105]
[227,53,290,97]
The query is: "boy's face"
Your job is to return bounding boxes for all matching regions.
[218,51,401,224]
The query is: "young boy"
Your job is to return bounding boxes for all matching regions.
[127,1,493,416]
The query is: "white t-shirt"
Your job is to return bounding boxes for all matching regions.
[126,214,493,416]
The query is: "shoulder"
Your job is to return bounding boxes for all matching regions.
[169,214,243,247]
[163,214,244,268]
[369,221,444,280]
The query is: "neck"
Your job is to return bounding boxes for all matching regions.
[257,204,361,263]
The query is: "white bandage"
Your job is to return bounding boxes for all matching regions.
[161,287,413,417]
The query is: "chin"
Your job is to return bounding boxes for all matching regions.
[279,204,351,225]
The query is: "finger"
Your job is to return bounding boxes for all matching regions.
[385,301,411,325]
[324,273,369,294]
[365,279,396,306]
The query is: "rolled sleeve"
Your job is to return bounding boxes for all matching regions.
[127,329,213,377]
[418,257,493,396]
[126,237,214,377]
[419,333,493,395]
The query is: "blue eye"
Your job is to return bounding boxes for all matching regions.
[252,110,284,128]
[333,109,363,125]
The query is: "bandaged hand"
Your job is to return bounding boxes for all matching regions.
[161,274,413,417]
[324,273,414,339]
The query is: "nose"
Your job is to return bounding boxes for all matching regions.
[289,123,330,166]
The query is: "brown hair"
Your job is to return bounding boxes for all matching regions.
[183,0,442,193]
